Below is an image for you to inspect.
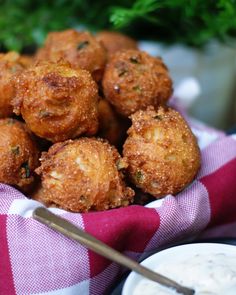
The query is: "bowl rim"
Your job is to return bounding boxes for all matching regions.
[122,242,236,295]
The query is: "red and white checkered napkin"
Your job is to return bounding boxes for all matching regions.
[0,120,236,295]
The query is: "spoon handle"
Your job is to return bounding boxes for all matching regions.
[33,207,194,295]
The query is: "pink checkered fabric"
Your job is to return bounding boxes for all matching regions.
[0,118,236,295]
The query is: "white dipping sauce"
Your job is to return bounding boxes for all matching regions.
[133,252,236,295]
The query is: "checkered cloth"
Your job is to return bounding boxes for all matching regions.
[1,109,236,295]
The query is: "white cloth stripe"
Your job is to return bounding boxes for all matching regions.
[34,279,90,295]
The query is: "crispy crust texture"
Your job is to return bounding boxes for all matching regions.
[123,106,201,197]
[0,52,25,118]
[0,118,39,192]
[35,29,107,82]
[96,31,138,56]
[35,138,134,212]
[12,61,99,142]
[102,49,173,117]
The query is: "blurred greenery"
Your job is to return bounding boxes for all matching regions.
[0,0,236,52]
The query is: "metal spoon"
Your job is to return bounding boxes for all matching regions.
[33,207,195,295]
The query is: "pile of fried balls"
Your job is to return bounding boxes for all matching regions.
[0,29,201,212]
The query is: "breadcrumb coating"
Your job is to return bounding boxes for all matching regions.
[123,106,201,197]
[0,52,25,118]
[35,138,134,212]
[0,118,39,192]
[96,31,137,56]
[35,29,107,82]
[12,61,99,142]
[102,49,173,116]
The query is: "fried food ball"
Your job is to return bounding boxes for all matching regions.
[0,118,39,192]
[35,138,134,212]
[0,51,25,118]
[12,61,99,142]
[102,49,173,117]
[35,29,107,82]
[98,99,130,147]
[123,106,201,197]
[96,31,138,56]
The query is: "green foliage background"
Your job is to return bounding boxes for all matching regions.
[0,0,236,52]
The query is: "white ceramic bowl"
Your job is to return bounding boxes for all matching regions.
[122,243,236,295]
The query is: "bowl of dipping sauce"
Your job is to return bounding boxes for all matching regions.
[122,243,236,295]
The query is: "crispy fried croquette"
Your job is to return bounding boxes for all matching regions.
[35,29,107,82]
[35,138,134,212]
[0,52,25,118]
[96,31,138,56]
[12,61,99,142]
[102,49,173,117]
[0,118,39,192]
[98,99,130,147]
[123,106,201,197]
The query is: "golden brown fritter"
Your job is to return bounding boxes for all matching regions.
[35,29,107,82]
[35,138,134,212]
[123,106,201,197]
[0,118,39,192]
[96,31,138,56]
[0,52,25,118]
[98,99,130,147]
[102,49,173,117]
[12,61,99,142]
